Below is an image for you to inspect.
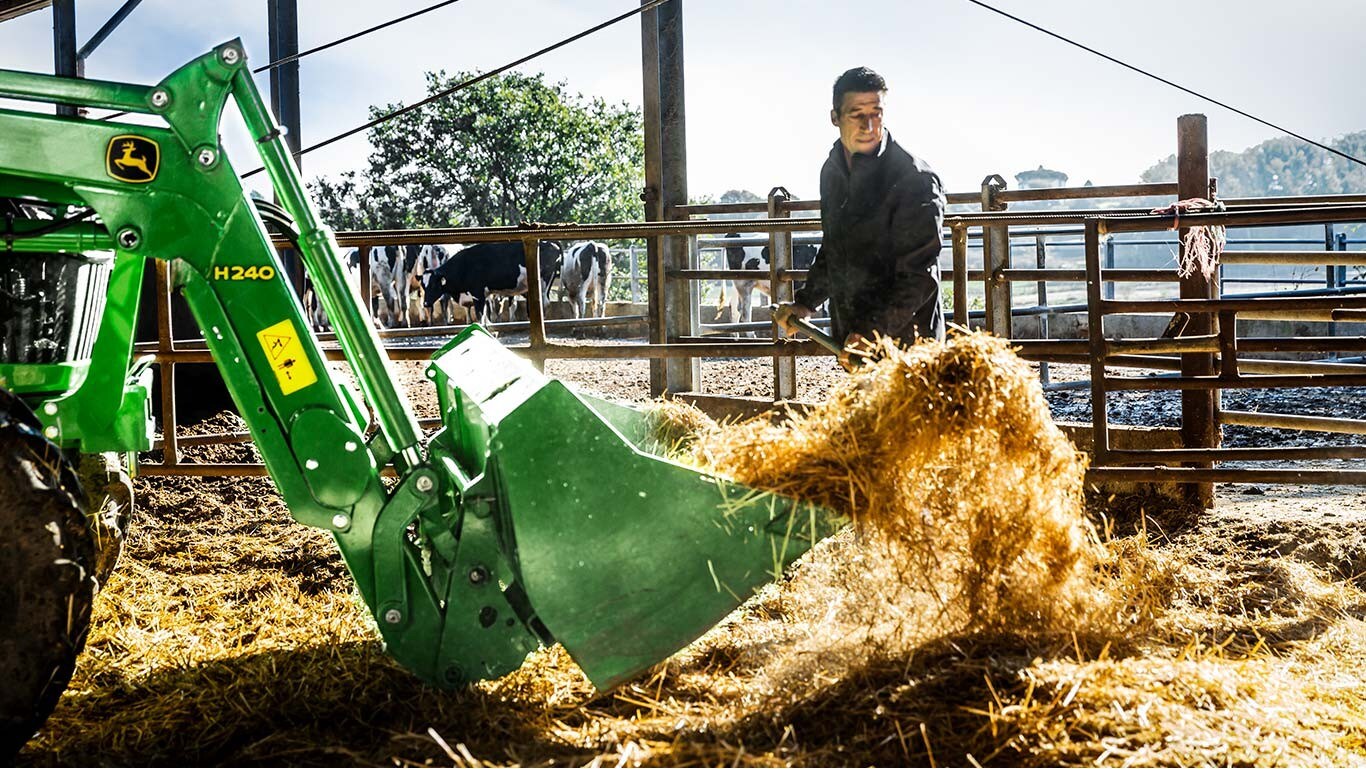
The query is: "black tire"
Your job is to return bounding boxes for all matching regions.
[0,403,94,760]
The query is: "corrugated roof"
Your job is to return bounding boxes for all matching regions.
[0,0,51,23]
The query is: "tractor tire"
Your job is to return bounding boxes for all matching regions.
[0,408,95,760]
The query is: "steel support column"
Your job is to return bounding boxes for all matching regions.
[640,0,666,395]
[1177,113,1217,508]
[267,0,304,296]
[51,0,78,116]
[656,0,696,393]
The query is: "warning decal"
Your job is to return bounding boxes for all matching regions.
[255,319,317,395]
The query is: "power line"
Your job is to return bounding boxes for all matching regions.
[959,0,1366,170]
[97,0,467,121]
[252,0,465,75]
[241,0,673,179]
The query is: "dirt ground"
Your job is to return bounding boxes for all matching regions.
[17,342,1366,766]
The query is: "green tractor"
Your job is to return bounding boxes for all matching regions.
[0,41,836,754]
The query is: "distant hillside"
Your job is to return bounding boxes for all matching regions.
[1140,131,1366,198]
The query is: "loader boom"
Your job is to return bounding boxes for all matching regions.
[0,41,838,691]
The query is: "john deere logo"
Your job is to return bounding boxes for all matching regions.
[106,135,159,183]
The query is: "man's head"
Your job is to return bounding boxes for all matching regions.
[830,66,886,157]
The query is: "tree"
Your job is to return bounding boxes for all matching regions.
[1139,130,1366,198]
[311,71,645,230]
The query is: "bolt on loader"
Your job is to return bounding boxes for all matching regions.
[0,41,838,755]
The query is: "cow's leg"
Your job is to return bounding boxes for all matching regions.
[738,282,754,338]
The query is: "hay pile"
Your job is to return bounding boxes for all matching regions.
[660,332,1100,640]
[18,348,1366,766]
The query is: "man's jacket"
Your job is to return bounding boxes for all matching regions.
[795,132,946,343]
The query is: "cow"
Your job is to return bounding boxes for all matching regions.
[404,244,456,326]
[560,241,611,318]
[366,245,403,327]
[423,240,563,328]
[304,246,411,332]
[718,236,821,335]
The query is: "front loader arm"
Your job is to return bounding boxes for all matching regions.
[0,40,841,692]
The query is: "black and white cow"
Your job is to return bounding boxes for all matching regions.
[560,241,611,318]
[367,245,403,327]
[423,240,563,327]
[719,236,820,334]
[305,247,377,332]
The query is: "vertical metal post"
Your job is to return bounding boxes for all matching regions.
[657,0,697,392]
[1177,114,1217,509]
[268,0,305,297]
[768,187,797,400]
[1035,234,1050,387]
[1326,224,1338,289]
[951,224,969,328]
[980,175,1011,337]
[523,238,547,371]
[154,259,179,467]
[1103,237,1116,300]
[1084,220,1108,464]
[1339,232,1350,287]
[640,1,666,394]
[628,245,640,304]
[52,0,79,117]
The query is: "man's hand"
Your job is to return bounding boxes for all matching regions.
[838,332,869,371]
[773,302,813,335]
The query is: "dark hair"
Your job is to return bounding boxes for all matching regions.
[832,67,886,112]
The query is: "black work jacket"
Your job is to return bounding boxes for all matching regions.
[795,132,946,343]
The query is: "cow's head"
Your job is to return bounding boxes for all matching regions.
[423,272,450,309]
[723,233,746,270]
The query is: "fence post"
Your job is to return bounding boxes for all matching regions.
[1035,233,1050,387]
[1177,113,1218,509]
[1084,219,1109,465]
[980,174,1011,338]
[523,237,547,372]
[768,187,797,401]
[951,223,969,327]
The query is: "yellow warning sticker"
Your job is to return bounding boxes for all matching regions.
[255,319,317,395]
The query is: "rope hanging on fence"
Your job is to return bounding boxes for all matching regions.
[1152,198,1226,280]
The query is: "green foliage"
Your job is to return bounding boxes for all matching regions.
[310,71,644,230]
[1140,131,1366,197]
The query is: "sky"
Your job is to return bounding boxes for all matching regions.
[1,0,1364,201]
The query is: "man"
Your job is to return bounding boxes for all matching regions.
[774,67,946,368]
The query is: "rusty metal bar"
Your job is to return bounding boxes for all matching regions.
[1102,295,1366,314]
[522,237,547,369]
[1220,251,1366,266]
[1176,113,1216,507]
[1106,446,1366,463]
[981,176,1011,336]
[1220,410,1366,435]
[1086,467,1366,485]
[952,224,969,327]
[1106,373,1366,391]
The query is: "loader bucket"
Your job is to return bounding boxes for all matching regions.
[428,328,840,689]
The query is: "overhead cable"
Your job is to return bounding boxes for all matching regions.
[240,0,674,179]
[97,0,468,121]
[960,0,1366,170]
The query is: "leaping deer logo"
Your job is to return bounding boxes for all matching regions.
[106,135,159,182]
[113,141,151,176]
